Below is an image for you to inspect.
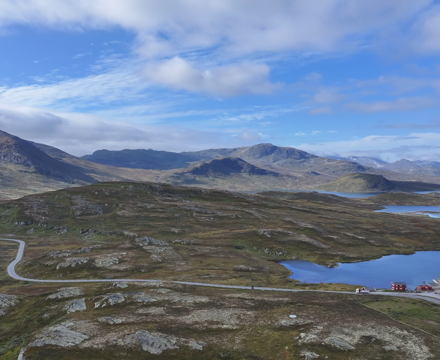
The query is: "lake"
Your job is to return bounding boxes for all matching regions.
[375,205,440,218]
[280,251,440,289]
[252,189,440,199]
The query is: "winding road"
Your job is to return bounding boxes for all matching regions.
[2,237,440,305]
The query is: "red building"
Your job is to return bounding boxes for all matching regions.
[391,282,406,291]
[417,285,433,291]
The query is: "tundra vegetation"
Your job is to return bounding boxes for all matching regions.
[1,182,440,359]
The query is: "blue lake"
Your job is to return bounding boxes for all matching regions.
[376,206,440,218]
[252,190,440,198]
[280,251,440,289]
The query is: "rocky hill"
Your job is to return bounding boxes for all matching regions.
[316,173,440,193]
[0,130,94,183]
[181,157,280,177]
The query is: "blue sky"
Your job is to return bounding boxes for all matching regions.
[1,0,440,162]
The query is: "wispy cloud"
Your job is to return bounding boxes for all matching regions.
[345,96,438,113]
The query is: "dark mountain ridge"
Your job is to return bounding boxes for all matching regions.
[181,157,280,177]
[0,130,94,183]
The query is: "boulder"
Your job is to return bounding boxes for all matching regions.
[64,299,86,314]
[46,287,83,300]
[0,293,17,315]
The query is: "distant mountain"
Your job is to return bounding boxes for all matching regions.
[345,156,388,169]
[345,156,440,176]
[180,157,280,177]
[414,160,440,169]
[82,149,201,170]
[83,143,365,177]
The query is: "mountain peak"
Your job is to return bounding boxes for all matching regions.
[182,157,279,177]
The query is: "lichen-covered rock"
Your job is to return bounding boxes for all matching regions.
[94,293,125,308]
[134,330,179,354]
[95,258,119,268]
[98,316,123,324]
[133,292,157,303]
[383,345,399,351]
[56,257,89,270]
[0,293,17,315]
[46,287,83,300]
[113,282,128,289]
[300,350,320,359]
[136,236,169,246]
[29,322,89,347]
[324,336,355,351]
[233,265,258,272]
[64,299,86,314]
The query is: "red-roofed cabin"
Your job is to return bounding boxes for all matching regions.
[391,282,406,291]
[417,285,433,291]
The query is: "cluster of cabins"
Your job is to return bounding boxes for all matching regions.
[391,281,433,292]
[358,282,435,293]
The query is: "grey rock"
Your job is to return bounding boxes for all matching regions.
[56,257,89,270]
[233,265,257,272]
[300,350,319,359]
[136,236,169,246]
[324,337,355,351]
[30,322,89,347]
[188,339,205,351]
[135,330,178,354]
[383,345,399,352]
[113,282,128,289]
[94,293,125,308]
[133,292,157,303]
[0,293,17,315]
[17,347,27,360]
[95,258,119,268]
[64,299,86,314]
[98,316,123,324]
[46,287,83,300]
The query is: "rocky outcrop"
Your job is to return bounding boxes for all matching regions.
[94,293,125,308]
[133,292,157,303]
[0,293,17,315]
[71,196,103,216]
[98,316,123,324]
[48,247,90,258]
[29,322,89,347]
[46,287,83,300]
[64,299,87,314]
[123,330,204,354]
[136,236,169,246]
[56,257,89,270]
[95,258,119,268]
[233,265,258,272]
[324,336,355,351]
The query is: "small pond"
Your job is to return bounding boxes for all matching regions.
[280,251,440,289]
[375,205,440,218]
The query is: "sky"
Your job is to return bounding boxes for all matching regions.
[1,0,440,162]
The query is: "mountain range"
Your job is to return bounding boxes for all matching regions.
[1,129,440,199]
[343,156,440,176]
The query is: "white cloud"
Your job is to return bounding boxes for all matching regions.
[346,96,438,113]
[142,57,277,96]
[0,0,433,59]
[296,132,440,161]
[0,104,267,156]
